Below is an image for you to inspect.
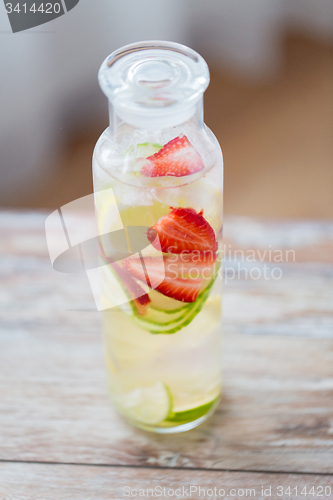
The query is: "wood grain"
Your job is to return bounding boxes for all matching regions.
[0,462,332,500]
[0,211,332,475]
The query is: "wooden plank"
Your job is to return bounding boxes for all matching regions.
[0,462,332,500]
[0,324,332,473]
[222,217,333,338]
[0,211,332,473]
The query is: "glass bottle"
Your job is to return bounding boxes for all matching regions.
[93,41,223,433]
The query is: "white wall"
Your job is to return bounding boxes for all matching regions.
[286,0,333,40]
[187,0,333,79]
[0,0,332,205]
[0,0,190,203]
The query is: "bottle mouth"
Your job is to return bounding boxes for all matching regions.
[98,41,210,129]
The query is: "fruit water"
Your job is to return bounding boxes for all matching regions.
[93,42,223,432]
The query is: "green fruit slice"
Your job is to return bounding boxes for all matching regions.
[123,142,163,173]
[100,254,220,334]
[134,303,192,326]
[133,264,220,334]
[147,289,194,314]
[132,142,163,158]
[167,395,220,424]
[113,382,172,425]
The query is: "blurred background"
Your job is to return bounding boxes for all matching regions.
[0,0,332,218]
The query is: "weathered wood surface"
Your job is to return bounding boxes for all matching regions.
[1,324,332,473]
[0,462,332,500]
[0,211,332,480]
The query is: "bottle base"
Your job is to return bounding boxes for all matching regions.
[123,397,220,434]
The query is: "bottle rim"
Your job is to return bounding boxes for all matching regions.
[106,41,200,67]
[98,41,210,129]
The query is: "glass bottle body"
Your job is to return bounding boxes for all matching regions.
[93,42,223,432]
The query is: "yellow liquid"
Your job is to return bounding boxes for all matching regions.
[94,161,223,432]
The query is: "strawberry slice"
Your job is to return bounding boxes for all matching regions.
[126,254,215,280]
[113,263,151,315]
[147,207,218,254]
[123,257,203,303]
[98,239,151,315]
[141,135,204,177]
[161,253,216,277]
[154,276,202,303]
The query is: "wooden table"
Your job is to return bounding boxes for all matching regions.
[0,211,332,499]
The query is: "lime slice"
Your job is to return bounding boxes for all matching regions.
[167,395,220,424]
[114,382,172,425]
[122,142,163,173]
[132,142,162,158]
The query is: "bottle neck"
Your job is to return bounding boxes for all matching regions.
[108,97,204,134]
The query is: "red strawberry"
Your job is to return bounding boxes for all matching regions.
[126,254,215,280]
[123,257,203,303]
[154,276,202,302]
[115,263,151,315]
[98,240,151,315]
[161,253,216,277]
[147,207,218,254]
[141,135,204,177]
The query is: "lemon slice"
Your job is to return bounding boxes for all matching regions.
[96,190,123,237]
[95,189,125,261]
[114,382,172,425]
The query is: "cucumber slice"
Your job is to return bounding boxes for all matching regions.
[133,266,219,334]
[146,285,210,334]
[134,304,193,327]
[101,255,220,334]
[148,289,193,314]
